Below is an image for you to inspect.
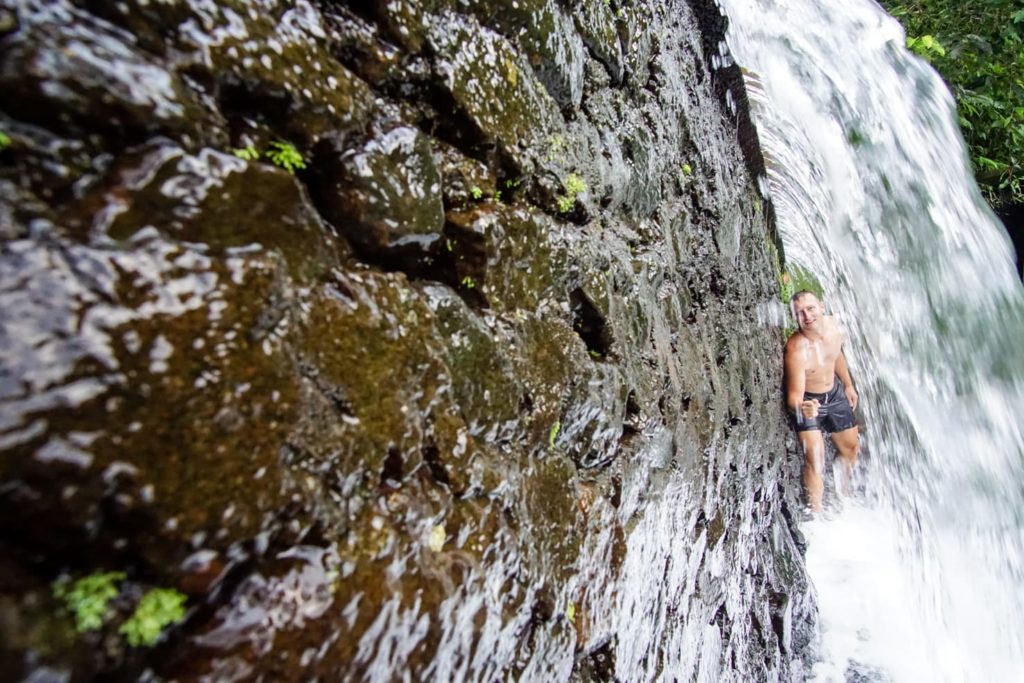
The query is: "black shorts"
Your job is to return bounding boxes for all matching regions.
[794,378,857,433]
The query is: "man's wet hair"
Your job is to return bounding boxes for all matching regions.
[790,290,819,304]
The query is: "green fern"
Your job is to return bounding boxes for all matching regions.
[265,141,307,174]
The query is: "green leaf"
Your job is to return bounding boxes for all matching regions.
[119,588,187,647]
[0,132,10,151]
[53,571,125,633]
[548,421,560,449]
[232,144,259,161]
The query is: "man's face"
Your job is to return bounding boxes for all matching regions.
[792,294,822,332]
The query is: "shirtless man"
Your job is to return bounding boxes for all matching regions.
[783,291,860,512]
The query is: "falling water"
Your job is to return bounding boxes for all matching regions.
[719,0,1024,679]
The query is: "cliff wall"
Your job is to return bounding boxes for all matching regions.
[0,0,813,679]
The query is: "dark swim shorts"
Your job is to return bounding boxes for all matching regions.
[794,377,857,433]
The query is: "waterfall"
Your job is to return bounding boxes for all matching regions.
[719,0,1024,679]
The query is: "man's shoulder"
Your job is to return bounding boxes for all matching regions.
[784,331,808,354]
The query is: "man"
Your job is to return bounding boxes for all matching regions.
[783,290,860,512]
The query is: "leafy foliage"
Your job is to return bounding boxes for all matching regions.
[232,144,259,161]
[53,571,125,632]
[0,131,10,151]
[265,140,307,174]
[883,0,1024,207]
[119,588,187,647]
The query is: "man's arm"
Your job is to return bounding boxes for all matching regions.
[835,347,858,410]
[783,339,807,416]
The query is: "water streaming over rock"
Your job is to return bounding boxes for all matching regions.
[719,0,1024,679]
[0,0,815,680]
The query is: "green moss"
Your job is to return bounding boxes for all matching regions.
[0,131,10,151]
[681,162,692,176]
[52,571,125,633]
[470,186,483,200]
[119,588,187,647]
[265,140,306,174]
[558,173,587,213]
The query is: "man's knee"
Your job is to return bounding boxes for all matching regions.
[833,428,860,458]
[800,432,825,469]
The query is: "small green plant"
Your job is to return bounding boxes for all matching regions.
[0,131,10,151]
[681,163,692,176]
[494,190,502,202]
[53,571,125,633]
[470,186,483,200]
[558,173,587,213]
[589,349,601,359]
[906,34,945,59]
[232,144,259,161]
[265,141,306,174]
[566,601,576,621]
[505,177,521,189]
[461,275,476,289]
[119,588,187,647]
[548,421,561,449]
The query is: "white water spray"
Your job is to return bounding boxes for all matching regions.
[719,0,1024,679]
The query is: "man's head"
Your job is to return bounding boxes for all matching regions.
[790,290,822,333]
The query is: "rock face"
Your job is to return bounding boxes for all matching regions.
[0,0,814,680]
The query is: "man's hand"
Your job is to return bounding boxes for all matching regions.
[845,385,858,411]
[800,399,820,419]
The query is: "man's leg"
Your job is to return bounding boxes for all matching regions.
[799,429,826,512]
[831,426,860,495]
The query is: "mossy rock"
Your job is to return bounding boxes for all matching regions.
[86,143,344,282]
[443,203,565,314]
[425,11,561,165]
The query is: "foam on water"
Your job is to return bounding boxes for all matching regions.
[803,504,961,682]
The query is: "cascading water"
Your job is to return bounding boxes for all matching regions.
[719,0,1024,679]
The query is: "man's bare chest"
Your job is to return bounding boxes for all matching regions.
[801,338,840,390]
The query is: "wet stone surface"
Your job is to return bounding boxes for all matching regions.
[0,0,814,681]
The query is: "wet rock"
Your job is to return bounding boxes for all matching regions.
[0,0,219,145]
[309,125,444,266]
[432,140,497,208]
[463,0,587,110]
[0,0,815,680]
[425,10,562,167]
[573,0,625,85]
[442,203,563,313]
[78,142,343,279]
